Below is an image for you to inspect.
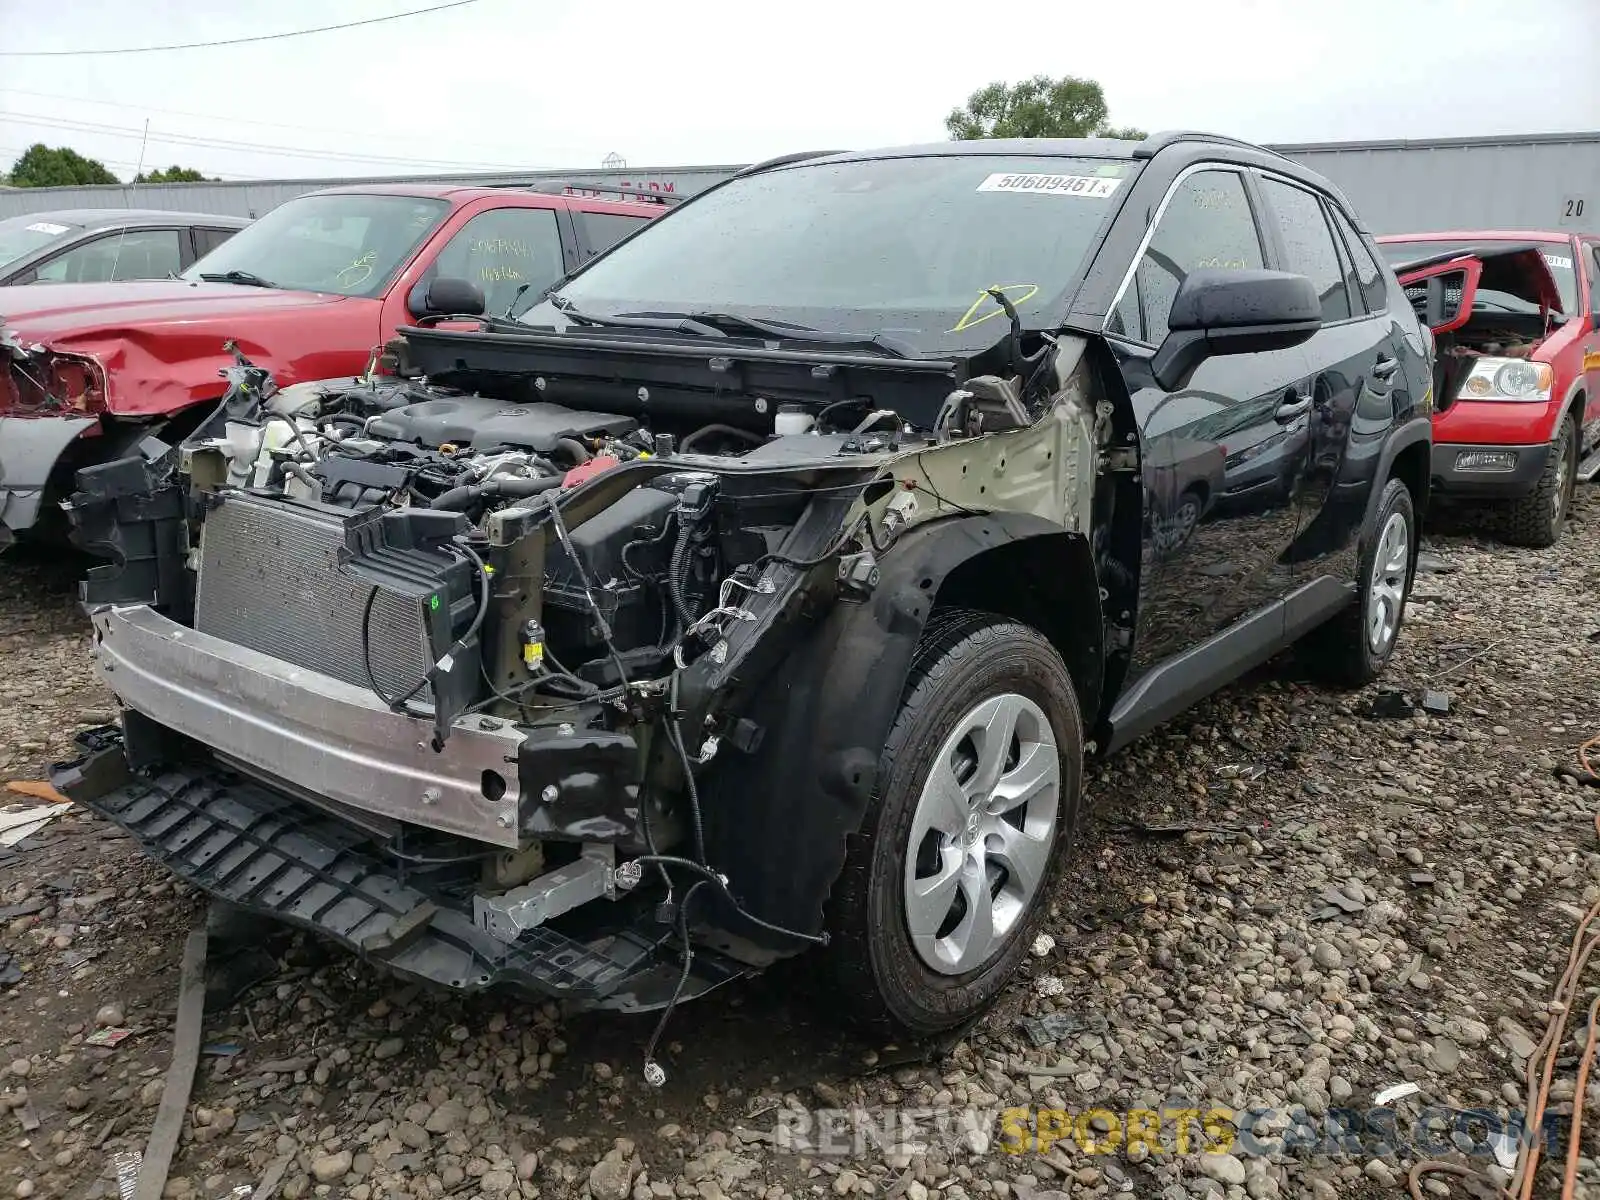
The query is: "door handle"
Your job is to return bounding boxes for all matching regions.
[1275,395,1312,423]
[1372,355,1400,379]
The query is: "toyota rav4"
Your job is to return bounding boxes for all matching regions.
[53,134,1431,1056]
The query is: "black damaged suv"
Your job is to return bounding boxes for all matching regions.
[57,132,1430,1052]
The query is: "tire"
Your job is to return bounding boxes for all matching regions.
[1161,487,1205,552]
[1499,415,1577,548]
[824,609,1084,1036]
[1298,476,1416,688]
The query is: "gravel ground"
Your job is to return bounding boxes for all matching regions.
[2,490,1599,1200]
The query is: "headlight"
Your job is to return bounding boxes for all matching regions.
[1458,357,1553,402]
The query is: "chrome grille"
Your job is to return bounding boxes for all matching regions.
[194,495,435,701]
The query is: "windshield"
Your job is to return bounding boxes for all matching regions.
[1379,238,1577,315]
[522,155,1136,355]
[0,216,82,274]
[182,193,449,298]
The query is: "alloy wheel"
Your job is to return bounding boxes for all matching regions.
[1367,511,1409,653]
[903,692,1060,975]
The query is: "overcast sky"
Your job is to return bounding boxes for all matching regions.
[1,0,1597,182]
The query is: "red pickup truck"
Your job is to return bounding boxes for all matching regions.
[1376,230,1600,546]
[0,182,666,547]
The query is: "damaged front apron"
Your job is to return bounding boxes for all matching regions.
[54,727,746,1010]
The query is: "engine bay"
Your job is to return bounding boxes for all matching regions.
[179,371,940,726]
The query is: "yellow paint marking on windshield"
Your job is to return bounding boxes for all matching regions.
[336,250,376,289]
[949,284,1039,333]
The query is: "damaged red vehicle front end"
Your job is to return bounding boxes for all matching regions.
[0,184,669,550]
[0,327,106,549]
[1379,232,1600,546]
[0,284,370,548]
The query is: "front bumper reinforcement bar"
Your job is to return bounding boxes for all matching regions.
[90,603,525,847]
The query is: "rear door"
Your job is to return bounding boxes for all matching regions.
[1255,175,1402,589]
[1105,165,1310,675]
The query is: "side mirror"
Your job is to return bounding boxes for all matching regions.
[408,276,486,319]
[1151,269,1321,391]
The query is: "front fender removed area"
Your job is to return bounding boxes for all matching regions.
[698,512,1104,945]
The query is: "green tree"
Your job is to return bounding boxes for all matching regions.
[134,165,215,184]
[7,144,119,187]
[946,76,1145,141]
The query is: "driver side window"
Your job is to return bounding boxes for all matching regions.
[431,208,564,316]
[1109,170,1265,346]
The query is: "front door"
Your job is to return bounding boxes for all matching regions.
[1584,242,1600,454]
[1106,166,1311,675]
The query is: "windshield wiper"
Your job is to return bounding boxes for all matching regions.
[671,310,914,359]
[198,269,277,289]
[546,297,915,358]
[548,295,723,337]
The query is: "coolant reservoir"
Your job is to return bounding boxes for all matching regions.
[773,404,815,436]
[250,421,304,488]
[222,421,265,488]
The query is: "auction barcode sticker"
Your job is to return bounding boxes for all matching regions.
[976,173,1122,198]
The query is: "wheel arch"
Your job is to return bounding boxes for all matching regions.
[932,532,1105,727]
[1369,415,1431,530]
[1561,385,1586,443]
[696,512,1102,951]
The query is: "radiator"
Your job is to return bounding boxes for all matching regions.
[193,494,448,702]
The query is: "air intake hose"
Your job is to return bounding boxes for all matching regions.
[429,475,565,512]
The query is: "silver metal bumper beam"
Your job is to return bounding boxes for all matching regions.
[92,604,526,847]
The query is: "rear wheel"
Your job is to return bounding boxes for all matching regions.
[1500,414,1577,548]
[1298,476,1415,687]
[825,610,1083,1036]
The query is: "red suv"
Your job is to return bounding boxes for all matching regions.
[1377,230,1600,546]
[0,183,666,548]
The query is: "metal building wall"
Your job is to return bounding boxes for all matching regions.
[1268,131,1600,235]
[5,133,1597,235]
[0,165,742,220]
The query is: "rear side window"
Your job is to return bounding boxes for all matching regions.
[194,227,238,258]
[1108,169,1265,346]
[1327,206,1387,314]
[578,211,651,256]
[1260,178,1351,323]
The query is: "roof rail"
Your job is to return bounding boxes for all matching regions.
[733,150,844,178]
[1132,130,1291,162]
[520,181,686,205]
